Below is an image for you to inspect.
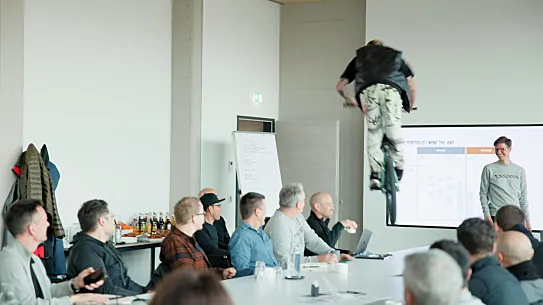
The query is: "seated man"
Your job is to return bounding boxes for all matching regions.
[305,192,358,256]
[199,188,230,251]
[66,199,146,296]
[0,199,107,304]
[430,240,484,305]
[457,218,529,305]
[495,205,543,277]
[403,249,463,305]
[264,182,352,268]
[194,193,229,258]
[229,192,278,276]
[159,196,236,280]
[496,231,543,305]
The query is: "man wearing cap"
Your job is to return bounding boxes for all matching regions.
[199,188,230,251]
[194,193,229,258]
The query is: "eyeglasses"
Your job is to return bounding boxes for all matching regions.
[194,212,206,217]
[212,204,222,208]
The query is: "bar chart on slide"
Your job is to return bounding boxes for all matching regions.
[395,125,543,230]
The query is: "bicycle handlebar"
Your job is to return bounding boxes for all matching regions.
[342,101,418,112]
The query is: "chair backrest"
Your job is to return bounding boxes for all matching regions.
[263,217,271,229]
[146,263,172,290]
[40,226,67,282]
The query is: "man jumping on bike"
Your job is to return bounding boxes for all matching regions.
[336,39,417,190]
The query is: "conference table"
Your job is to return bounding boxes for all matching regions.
[222,246,428,305]
[107,246,427,305]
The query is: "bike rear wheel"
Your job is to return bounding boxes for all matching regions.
[385,154,397,225]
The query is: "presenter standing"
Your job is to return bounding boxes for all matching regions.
[479,136,530,230]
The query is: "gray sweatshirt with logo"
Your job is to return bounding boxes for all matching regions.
[479,161,529,220]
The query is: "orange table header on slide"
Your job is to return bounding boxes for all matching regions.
[466,147,495,154]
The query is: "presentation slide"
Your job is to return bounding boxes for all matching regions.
[395,125,543,230]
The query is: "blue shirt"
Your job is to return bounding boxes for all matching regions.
[229,221,279,277]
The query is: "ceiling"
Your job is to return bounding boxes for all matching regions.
[272,0,323,3]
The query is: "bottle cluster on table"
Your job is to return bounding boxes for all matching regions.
[131,212,176,235]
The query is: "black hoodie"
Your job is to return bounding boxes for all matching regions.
[507,224,543,278]
[66,232,145,296]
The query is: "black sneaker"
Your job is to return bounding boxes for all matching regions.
[395,168,404,181]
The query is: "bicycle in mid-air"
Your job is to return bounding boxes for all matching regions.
[343,100,416,226]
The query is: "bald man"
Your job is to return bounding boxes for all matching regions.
[304,192,358,256]
[497,231,543,305]
[198,188,230,251]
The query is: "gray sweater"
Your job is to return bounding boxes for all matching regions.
[479,161,528,219]
[264,209,334,268]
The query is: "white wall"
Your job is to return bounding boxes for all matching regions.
[22,0,172,284]
[201,0,280,232]
[23,0,172,226]
[0,0,24,245]
[364,0,543,252]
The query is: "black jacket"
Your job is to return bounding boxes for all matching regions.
[507,260,543,305]
[304,211,348,256]
[194,222,229,257]
[213,216,230,251]
[469,256,529,305]
[66,233,145,296]
[508,224,543,278]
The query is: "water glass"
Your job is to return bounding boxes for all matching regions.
[328,250,340,263]
[287,253,302,277]
[274,266,283,279]
[255,261,266,280]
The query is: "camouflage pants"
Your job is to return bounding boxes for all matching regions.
[362,84,404,174]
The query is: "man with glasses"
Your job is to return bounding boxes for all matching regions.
[198,188,230,251]
[194,193,228,257]
[304,192,358,256]
[479,136,530,230]
[194,193,231,268]
[160,197,236,279]
[66,199,146,296]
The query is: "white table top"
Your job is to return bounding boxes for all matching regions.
[101,247,428,305]
[222,246,428,305]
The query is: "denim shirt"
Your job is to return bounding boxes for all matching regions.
[229,221,278,277]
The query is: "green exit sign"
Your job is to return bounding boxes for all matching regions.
[252,92,263,103]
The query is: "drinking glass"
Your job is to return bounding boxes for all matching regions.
[255,261,266,280]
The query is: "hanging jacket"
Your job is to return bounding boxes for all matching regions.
[19,144,64,238]
[2,179,20,248]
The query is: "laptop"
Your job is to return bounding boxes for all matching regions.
[352,229,391,259]
[352,229,373,257]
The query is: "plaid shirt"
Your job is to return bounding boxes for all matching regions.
[160,228,224,276]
